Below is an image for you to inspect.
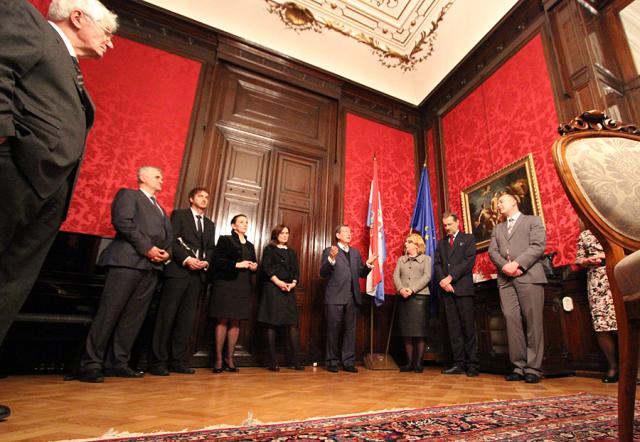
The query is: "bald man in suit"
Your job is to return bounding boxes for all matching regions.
[489,193,547,383]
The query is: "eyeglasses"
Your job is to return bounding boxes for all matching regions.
[84,12,113,41]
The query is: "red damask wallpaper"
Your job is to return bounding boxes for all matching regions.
[27,0,201,237]
[441,34,579,278]
[60,37,201,236]
[344,113,416,293]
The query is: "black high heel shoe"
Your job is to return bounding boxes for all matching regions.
[268,365,280,372]
[212,362,224,374]
[399,365,413,372]
[225,359,239,373]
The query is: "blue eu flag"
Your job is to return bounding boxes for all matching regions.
[410,165,438,311]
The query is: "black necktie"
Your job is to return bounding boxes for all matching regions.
[71,57,85,89]
[149,196,163,216]
[196,215,203,234]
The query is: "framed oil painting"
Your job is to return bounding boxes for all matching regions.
[460,153,544,250]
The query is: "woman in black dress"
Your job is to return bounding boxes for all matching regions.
[209,214,257,373]
[257,225,303,371]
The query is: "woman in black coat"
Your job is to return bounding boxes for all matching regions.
[209,214,257,373]
[257,225,303,371]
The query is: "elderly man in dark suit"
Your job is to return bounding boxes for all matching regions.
[149,187,215,376]
[320,224,376,373]
[0,0,117,416]
[435,212,479,377]
[489,192,547,383]
[77,166,172,383]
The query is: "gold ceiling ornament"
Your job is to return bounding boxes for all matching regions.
[265,0,456,71]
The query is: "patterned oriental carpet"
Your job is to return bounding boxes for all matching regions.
[73,393,639,441]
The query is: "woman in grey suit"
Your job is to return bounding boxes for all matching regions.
[393,233,432,373]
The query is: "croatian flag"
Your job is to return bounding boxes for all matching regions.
[366,157,386,307]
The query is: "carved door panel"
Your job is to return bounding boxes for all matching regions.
[189,62,337,366]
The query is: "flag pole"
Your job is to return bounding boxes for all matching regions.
[364,153,397,370]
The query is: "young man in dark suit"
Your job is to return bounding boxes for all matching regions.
[0,0,117,416]
[489,192,547,383]
[149,187,215,376]
[77,166,172,383]
[434,212,479,377]
[320,225,376,373]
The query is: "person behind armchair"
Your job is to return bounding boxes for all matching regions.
[393,233,432,373]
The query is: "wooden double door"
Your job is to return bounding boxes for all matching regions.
[187,62,338,366]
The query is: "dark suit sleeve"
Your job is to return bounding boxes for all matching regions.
[111,189,154,256]
[205,220,216,267]
[357,250,372,278]
[0,1,44,137]
[170,210,189,265]
[320,248,334,278]
[449,234,476,282]
[434,241,445,282]
[514,216,546,270]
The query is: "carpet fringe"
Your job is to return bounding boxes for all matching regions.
[53,392,595,442]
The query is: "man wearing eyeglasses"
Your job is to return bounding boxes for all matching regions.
[0,0,117,419]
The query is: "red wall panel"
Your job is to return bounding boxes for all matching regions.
[57,39,200,237]
[344,113,416,293]
[441,34,579,277]
[27,0,201,237]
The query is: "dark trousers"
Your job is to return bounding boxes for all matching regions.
[0,151,69,345]
[325,297,357,366]
[443,294,478,368]
[151,273,202,368]
[80,267,159,371]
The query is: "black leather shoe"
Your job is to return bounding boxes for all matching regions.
[442,366,465,375]
[414,365,424,373]
[268,365,280,372]
[602,372,618,383]
[0,405,11,420]
[149,366,170,376]
[466,367,479,377]
[114,367,144,378]
[343,365,358,373]
[78,369,105,383]
[399,365,413,372]
[524,373,541,384]
[290,364,305,371]
[212,366,224,374]
[327,364,339,373]
[225,365,239,373]
[170,365,195,374]
[505,372,524,381]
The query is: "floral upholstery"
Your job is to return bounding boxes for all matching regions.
[565,137,640,242]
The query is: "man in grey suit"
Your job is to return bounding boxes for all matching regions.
[320,225,376,373]
[0,0,117,417]
[77,166,172,383]
[489,192,547,383]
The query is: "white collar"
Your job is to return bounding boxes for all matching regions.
[140,188,155,200]
[338,242,349,252]
[190,207,204,218]
[48,21,76,57]
[508,212,522,223]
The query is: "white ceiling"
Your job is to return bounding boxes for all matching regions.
[142,0,519,106]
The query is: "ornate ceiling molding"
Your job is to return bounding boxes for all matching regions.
[265,0,456,71]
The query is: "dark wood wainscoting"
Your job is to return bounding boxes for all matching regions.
[187,62,338,367]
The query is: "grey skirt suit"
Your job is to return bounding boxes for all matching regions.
[393,254,432,337]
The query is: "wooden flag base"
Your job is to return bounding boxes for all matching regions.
[364,352,398,370]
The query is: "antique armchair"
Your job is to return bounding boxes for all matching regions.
[552,110,640,441]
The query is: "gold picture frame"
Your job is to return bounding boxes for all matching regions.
[460,153,544,250]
